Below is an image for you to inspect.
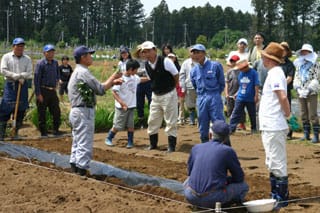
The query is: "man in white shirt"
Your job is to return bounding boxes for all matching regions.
[141,41,179,152]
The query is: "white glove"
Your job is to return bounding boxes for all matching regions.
[11,73,21,80]
[19,79,25,85]
[298,88,309,98]
[181,87,185,93]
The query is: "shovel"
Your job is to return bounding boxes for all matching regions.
[11,82,22,137]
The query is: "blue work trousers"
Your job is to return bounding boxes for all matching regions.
[229,100,256,132]
[197,93,224,142]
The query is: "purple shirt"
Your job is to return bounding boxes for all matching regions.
[34,58,59,95]
[187,140,244,193]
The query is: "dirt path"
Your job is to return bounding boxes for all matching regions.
[1,123,320,212]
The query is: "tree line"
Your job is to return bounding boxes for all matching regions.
[0,0,319,50]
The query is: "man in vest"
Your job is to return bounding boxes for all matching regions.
[141,41,179,152]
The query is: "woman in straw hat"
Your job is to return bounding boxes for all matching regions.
[259,42,291,210]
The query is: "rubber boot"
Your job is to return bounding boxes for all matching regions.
[126,131,134,148]
[167,136,177,153]
[269,173,277,199]
[105,130,116,146]
[148,134,158,150]
[311,124,319,143]
[287,129,293,140]
[300,123,310,141]
[189,109,196,125]
[13,121,22,140]
[0,122,7,142]
[273,177,289,209]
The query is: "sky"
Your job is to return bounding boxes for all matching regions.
[140,0,254,16]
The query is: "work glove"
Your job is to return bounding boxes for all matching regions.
[11,73,21,80]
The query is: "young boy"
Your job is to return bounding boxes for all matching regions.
[225,55,246,130]
[105,59,149,148]
[229,59,260,134]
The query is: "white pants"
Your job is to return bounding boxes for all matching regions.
[147,89,178,136]
[69,107,95,169]
[261,129,288,177]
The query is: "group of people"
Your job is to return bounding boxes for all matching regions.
[0,38,73,140]
[1,35,320,210]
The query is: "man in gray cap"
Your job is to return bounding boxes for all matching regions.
[68,45,122,176]
[183,120,248,208]
[190,44,226,143]
[0,37,32,141]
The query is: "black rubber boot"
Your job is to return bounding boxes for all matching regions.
[13,121,23,140]
[148,134,158,150]
[269,173,277,198]
[0,122,7,142]
[70,163,78,173]
[167,136,177,153]
[300,123,310,141]
[311,124,319,143]
[273,176,289,210]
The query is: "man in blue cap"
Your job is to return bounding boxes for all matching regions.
[190,44,226,143]
[183,120,248,208]
[0,37,33,141]
[68,45,122,176]
[34,44,61,137]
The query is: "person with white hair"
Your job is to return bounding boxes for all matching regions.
[293,44,320,143]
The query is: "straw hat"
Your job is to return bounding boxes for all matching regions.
[234,59,249,71]
[280,42,292,57]
[133,44,143,58]
[260,42,285,63]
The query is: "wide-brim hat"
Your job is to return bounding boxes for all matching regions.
[133,44,142,58]
[296,44,314,56]
[234,59,249,70]
[260,42,285,64]
[280,42,292,57]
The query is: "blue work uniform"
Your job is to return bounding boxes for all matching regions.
[191,58,225,142]
[183,140,249,208]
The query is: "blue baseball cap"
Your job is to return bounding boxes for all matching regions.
[43,44,55,52]
[12,37,25,46]
[212,120,230,136]
[73,45,95,59]
[190,44,206,52]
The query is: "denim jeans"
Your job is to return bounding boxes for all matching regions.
[183,178,249,208]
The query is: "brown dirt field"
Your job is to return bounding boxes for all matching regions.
[1,122,320,212]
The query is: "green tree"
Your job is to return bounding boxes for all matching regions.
[195,35,207,47]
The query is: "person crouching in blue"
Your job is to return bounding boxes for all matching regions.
[183,120,249,208]
[190,44,226,143]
